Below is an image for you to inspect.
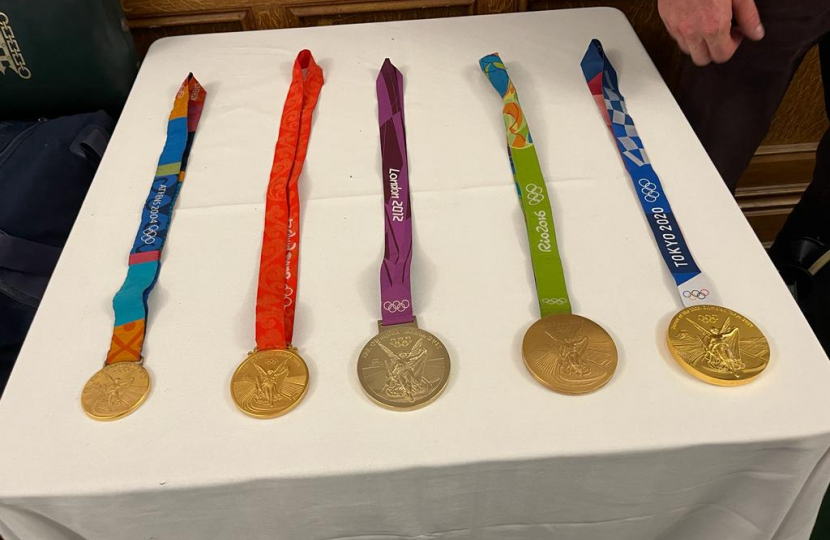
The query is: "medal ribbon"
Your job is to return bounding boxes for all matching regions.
[580,40,716,307]
[106,74,206,364]
[255,50,324,350]
[480,53,571,317]
[377,59,415,326]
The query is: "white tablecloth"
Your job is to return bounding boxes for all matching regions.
[2,8,830,540]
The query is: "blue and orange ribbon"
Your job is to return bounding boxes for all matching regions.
[106,74,206,364]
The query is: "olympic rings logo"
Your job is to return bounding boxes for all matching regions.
[390,336,412,348]
[697,314,719,324]
[525,184,545,206]
[682,289,709,300]
[383,299,411,313]
[638,178,660,203]
[541,297,567,305]
[141,225,159,244]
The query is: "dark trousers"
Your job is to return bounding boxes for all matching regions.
[677,0,830,245]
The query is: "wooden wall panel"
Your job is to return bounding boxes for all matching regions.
[121,0,826,245]
[289,0,474,27]
[128,10,255,57]
[763,48,827,146]
[736,143,815,247]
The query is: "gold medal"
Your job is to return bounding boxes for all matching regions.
[667,305,769,386]
[580,44,772,386]
[360,61,451,411]
[233,52,323,418]
[82,77,205,421]
[358,323,450,411]
[81,362,151,421]
[231,348,309,419]
[522,314,618,395]
[481,55,618,395]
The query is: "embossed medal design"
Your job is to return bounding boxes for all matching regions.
[481,53,618,394]
[232,50,323,418]
[582,41,771,386]
[231,349,309,418]
[668,305,769,386]
[358,326,450,410]
[81,363,151,421]
[359,59,452,410]
[81,75,205,421]
[522,314,617,395]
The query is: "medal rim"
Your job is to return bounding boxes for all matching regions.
[521,313,619,396]
[666,304,769,387]
[357,327,451,412]
[81,362,151,422]
[230,348,309,419]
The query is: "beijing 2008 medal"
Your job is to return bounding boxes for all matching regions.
[480,54,618,395]
[81,74,206,421]
[356,59,451,411]
[232,347,309,418]
[230,50,322,418]
[581,40,769,386]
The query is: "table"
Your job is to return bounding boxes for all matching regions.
[3,8,830,540]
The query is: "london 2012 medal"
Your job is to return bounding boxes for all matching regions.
[356,59,451,411]
[358,323,450,411]
[480,53,618,395]
[581,40,769,386]
[81,74,205,421]
[230,50,322,418]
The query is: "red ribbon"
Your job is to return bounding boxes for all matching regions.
[256,50,324,350]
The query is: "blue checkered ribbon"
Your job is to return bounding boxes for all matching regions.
[581,39,716,307]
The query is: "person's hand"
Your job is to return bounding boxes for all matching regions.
[658,0,765,66]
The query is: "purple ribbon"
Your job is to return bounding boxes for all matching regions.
[377,59,414,327]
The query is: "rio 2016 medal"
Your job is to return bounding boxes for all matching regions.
[231,50,322,418]
[81,74,205,421]
[356,59,451,411]
[480,53,617,395]
[581,40,769,386]
[523,314,618,395]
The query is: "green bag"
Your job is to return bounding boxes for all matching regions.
[0,0,138,120]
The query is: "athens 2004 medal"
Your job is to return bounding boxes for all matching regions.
[581,40,769,386]
[480,53,617,395]
[230,50,322,418]
[81,74,205,421]
[82,362,151,421]
[356,59,451,411]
